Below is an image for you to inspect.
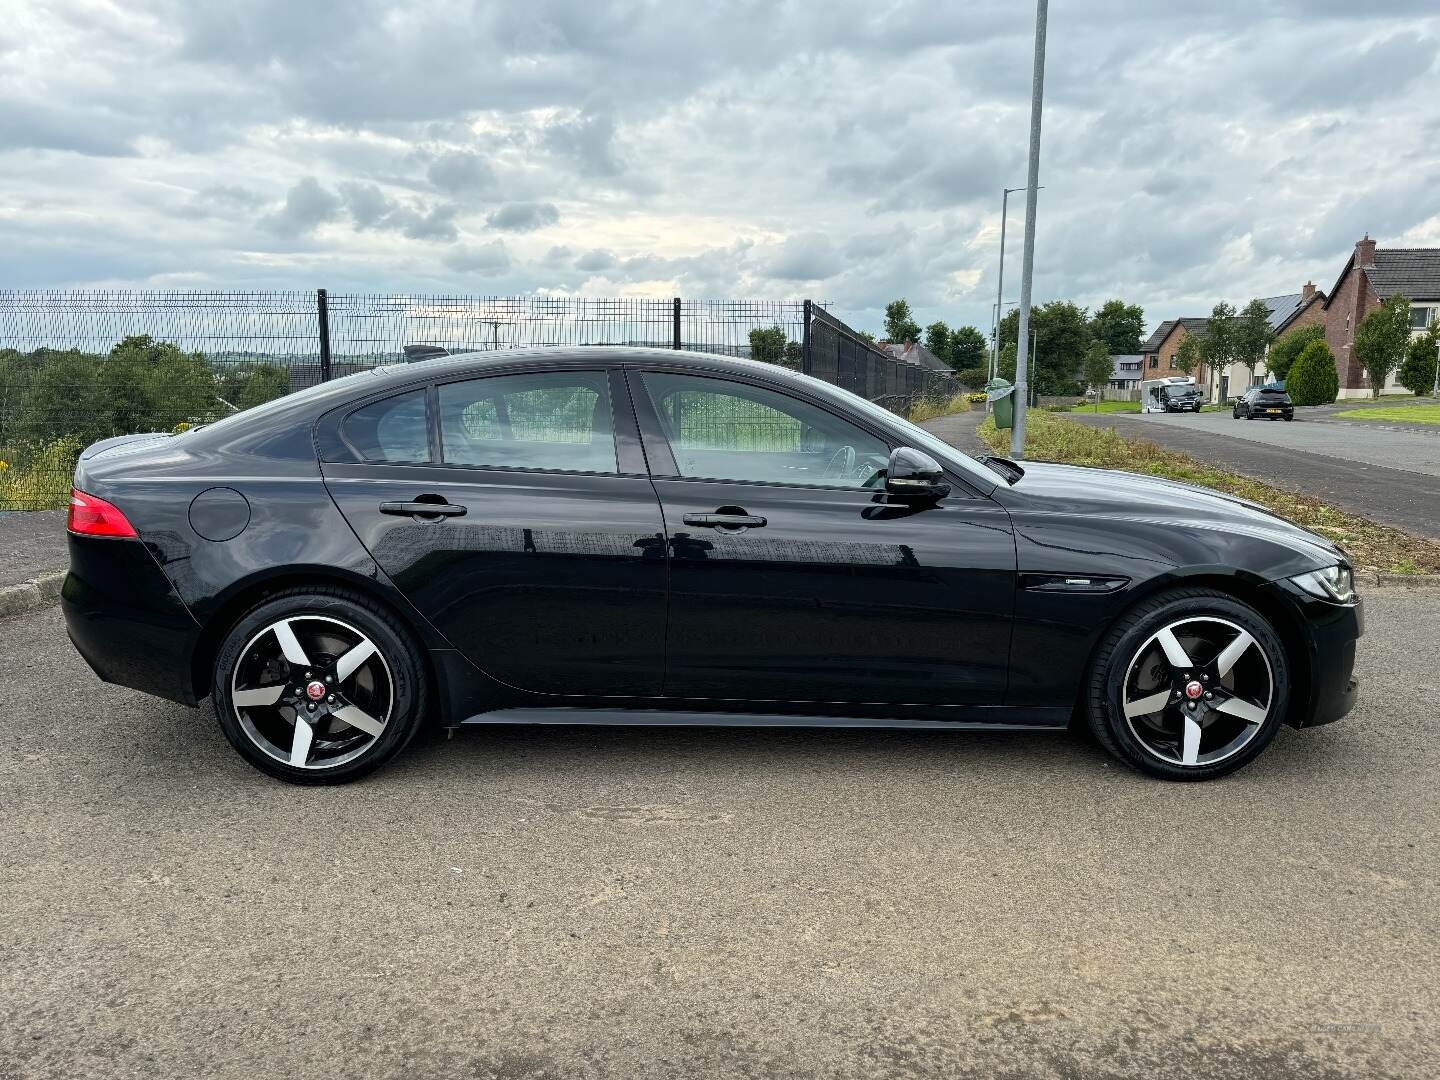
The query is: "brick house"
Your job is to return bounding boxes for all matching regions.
[1142,285,1329,400]
[1139,317,1208,381]
[1322,236,1440,397]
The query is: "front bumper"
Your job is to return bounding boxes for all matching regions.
[1265,578,1362,728]
[62,533,202,706]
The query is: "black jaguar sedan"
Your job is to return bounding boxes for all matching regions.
[62,347,1361,784]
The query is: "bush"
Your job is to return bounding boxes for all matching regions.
[0,437,83,510]
[1287,339,1340,406]
[1397,330,1439,395]
[966,392,987,404]
[1266,324,1325,382]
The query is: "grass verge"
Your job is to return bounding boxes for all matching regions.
[977,410,1440,573]
[1331,404,1440,424]
[907,392,972,424]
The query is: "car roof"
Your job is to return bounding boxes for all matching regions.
[372,345,800,387]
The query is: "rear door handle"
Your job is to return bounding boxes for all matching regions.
[379,500,467,518]
[683,512,766,529]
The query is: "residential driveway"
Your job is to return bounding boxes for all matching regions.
[2,594,1437,1080]
[1067,409,1440,540]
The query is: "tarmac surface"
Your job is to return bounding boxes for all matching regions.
[1065,403,1440,540]
[3,591,1436,1079]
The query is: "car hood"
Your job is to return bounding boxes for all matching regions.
[1007,460,1345,565]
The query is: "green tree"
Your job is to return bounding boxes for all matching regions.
[1353,295,1411,398]
[237,364,292,409]
[1202,301,1237,383]
[923,321,950,360]
[1265,323,1325,382]
[1089,299,1145,355]
[1081,340,1114,410]
[947,325,988,372]
[1286,339,1340,406]
[1397,325,1439,396]
[101,335,215,432]
[1173,334,1204,377]
[1233,298,1275,384]
[856,330,877,345]
[883,299,921,344]
[996,340,1018,383]
[6,348,108,446]
[747,325,790,367]
[998,301,1093,395]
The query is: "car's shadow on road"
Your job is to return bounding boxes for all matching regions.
[134,696,1357,795]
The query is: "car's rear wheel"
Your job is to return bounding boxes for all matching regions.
[1084,588,1290,780]
[212,588,428,784]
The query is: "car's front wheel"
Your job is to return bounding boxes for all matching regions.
[212,587,429,784]
[1084,588,1290,780]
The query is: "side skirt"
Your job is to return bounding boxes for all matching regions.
[460,707,1070,731]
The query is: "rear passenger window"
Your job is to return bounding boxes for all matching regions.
[438,373,617,474]
[341,390,429,463]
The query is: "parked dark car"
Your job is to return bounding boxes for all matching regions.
[1162,386,1203,413]
[1233,386,1295,421]
[63,348,1360,784]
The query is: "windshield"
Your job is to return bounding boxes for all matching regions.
[783,371,1000,489]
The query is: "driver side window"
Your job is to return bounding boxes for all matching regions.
[640,371,889,489]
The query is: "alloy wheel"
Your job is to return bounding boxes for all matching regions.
[229,615,394,770]
[1120,615,1274,768]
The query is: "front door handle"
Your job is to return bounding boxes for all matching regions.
[683,511,767,530]
[379,499,467,518]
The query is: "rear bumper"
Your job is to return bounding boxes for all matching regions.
[62,533,202,706]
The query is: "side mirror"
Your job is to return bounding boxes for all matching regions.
[885,446,950,500]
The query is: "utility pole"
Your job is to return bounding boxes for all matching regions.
[1009,0,1048,460]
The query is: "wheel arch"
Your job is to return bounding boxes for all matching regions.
[1077,571,1312,730]
[189,565,443,706]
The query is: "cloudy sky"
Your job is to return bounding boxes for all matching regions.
[3,0,1439,338]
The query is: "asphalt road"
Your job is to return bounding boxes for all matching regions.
[1066,408,1440,540]
[3,596,1437,1080]
[0,510,65,588]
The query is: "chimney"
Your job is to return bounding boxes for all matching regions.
[1355,234,1377,268]
[1301,281,1316,301]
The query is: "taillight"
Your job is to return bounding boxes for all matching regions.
[67,489,138,538]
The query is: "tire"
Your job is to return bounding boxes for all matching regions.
[1083,587,1290,781]
[212,587,429,784]
[1284,416,1294,422]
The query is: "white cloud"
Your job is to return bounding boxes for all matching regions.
[1,0,1438,337]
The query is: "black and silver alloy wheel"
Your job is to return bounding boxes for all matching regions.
[1121,616,1272,768]
[231,615,393,771]
[1085,587,1290,780]
[213,588,428,784]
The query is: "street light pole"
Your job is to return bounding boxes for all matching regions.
[991,186,1041,383]
[992,187,1017,381]
[1009,0,1049,460]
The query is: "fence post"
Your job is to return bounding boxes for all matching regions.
[672,297,682,349]
[802,299,812,375]
[316,288,333,382]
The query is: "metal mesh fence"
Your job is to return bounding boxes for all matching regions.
[0,290,950,510]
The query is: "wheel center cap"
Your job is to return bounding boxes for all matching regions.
[1184,680,1204,700]
[305,680,327,701]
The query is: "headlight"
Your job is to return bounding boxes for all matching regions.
[1290,564,1356,603]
